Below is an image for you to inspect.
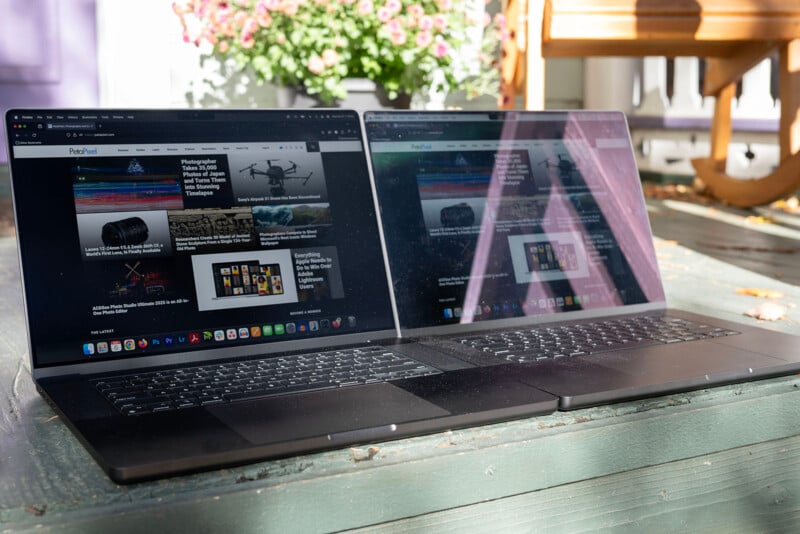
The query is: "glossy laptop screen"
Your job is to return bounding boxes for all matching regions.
[7,109,393,368]
[364,110,665,331]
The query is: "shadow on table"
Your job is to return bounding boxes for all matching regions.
[647,200,800,287]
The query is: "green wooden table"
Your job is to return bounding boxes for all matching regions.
[2,198,800,533]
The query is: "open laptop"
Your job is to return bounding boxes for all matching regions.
[364,110,800,409]
[5,108,557,483]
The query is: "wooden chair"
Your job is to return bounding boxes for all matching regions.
[501,0,800,207]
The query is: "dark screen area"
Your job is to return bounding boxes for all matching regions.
[365,111,665,330]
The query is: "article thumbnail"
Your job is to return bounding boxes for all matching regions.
[420,198,486,237]
[192,250,299,311]
[415,151,492,200]
[229,151,328,204]
[252,203,333,247]
[415,150,537,201]
[507,232,590,283]
[211,261,284,298]
[76,210,173,261]
[532,141,592,193]
[73,157,184,214]
[85,258,188,316]
[168,208,256,253]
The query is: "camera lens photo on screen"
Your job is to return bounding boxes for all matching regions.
[101,216,149,247]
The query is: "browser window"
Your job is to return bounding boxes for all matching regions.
[9,110,392,367]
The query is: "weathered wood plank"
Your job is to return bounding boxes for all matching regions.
[2,374,800,533]
[359,434,800,533]
[648,199,800,289]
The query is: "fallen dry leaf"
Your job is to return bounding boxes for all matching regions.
[349,446,380,463]
[744,302,787,321]
[24,504,47,517]
[770,196,800,213]
[736,288,785,299]
[641,183,716,205]
[745,215,775,225]
[655,240,679,248]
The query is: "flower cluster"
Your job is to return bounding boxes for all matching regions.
[174,0,506,105]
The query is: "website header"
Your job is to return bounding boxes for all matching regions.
[13,140,362,159]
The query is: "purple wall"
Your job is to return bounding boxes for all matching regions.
[0,0,99,163]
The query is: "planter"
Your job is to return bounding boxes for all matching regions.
[275,78,411,110]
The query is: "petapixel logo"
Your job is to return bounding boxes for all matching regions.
[68,147,98,155]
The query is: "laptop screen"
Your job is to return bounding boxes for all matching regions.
[364,110,665,331]
[7,109,394,368]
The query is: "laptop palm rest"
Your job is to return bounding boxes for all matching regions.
[516,341,778,409]
[208,383,450,444]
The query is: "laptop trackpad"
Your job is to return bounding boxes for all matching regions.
[596,340,776,380]
[207,383,450,445]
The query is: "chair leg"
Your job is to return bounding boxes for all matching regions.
[691,43,800,207]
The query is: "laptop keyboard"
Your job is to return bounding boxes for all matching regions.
[458,315,740,364]
[92,346,440,416]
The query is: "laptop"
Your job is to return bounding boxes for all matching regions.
[5,108,557,483]
[363,110,800,409]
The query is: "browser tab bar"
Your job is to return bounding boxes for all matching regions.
[46,122,96,131]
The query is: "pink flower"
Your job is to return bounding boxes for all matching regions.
[357,0,373,14]
[494,13,506,29]
[377,6,391,22]
[418,14,433,30]
[385,0,401,14]
[233,11,248,26]
[265,0,280,9]
[218,40,231,53]
[386,18,403,33]
[406,4,423,18]
[390,30,407,45]
[415,30,432,48]
[215,8,232,24]
[220,21,236,37]
[205,29,219,44]
[242,17,259,34]
[321,48,340,66]
[256,12,273,27]
[277,33,287,44]
[241,33,256,48]
[433,13,447,31]
[283,1,299,15]
[434,41,448,58]
[172,2,193,15]
[436,0,452,10]
[308,56,325,74]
